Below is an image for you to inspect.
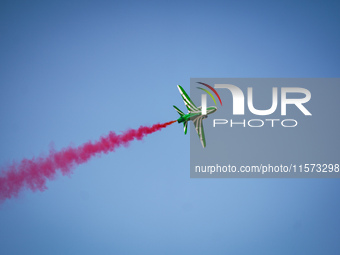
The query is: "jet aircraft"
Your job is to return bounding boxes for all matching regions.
[173,85,217,148]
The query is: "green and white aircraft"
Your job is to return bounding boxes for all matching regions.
[173,85,217,148]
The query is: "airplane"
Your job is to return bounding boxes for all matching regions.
[173,85,217,148]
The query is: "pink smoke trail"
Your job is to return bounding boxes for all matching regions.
[0,120,176,202]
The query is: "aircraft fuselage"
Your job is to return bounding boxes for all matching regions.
[177,106,217,123]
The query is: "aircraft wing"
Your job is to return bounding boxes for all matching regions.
[192,116,206,148]
[177,85,199,113]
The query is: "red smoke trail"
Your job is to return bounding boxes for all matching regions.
[0,120,176,202]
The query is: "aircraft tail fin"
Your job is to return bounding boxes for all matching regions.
[173,105,188,135]
[173,105,184,116]
[183,121,188,135]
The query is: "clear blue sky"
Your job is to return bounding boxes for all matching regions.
[1,1,339,254]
